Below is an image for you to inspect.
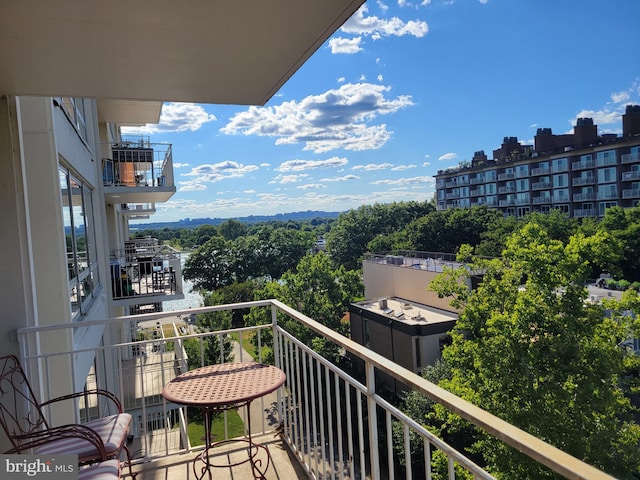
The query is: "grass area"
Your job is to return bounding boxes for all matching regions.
[230,331,273,362]
[187,410,245,446]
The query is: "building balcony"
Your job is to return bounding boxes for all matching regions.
[573,208,598,218]
[622,170,640,181]
[596,157,617,167]
[499,199,515,206]
[597,191,618,200]
[111,240,184,306]
[573,192,597,202]
[122,203,157,216]
[102,138,176,204]
[622,188,640,199]
[621,152,640,164]
[572,176,596,186]
[14,300,613,480]
[497,173,514,181]
[470,177,485,185]
[532,181,551,190]
[498,185,515,194]
[571,159,596,170]
[533,196,552,204]
[531,167,551,176]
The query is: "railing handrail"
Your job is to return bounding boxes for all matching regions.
[16,299,616,480]
[271,300,615,480]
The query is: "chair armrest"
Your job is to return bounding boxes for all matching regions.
[6,423,108,460]
[41,389,124,413]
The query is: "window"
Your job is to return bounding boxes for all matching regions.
[552,157,568,172]
[486,183,497,194]
[596,150,616,166]
[598,167,616,183]
[58,97,88,143]
[516,165,529,177]
[485,170,497,182]
[553,173,568,188]
[554,188,568,201]
[414,337,421,370]
[599,201,617,216]
[59,165,100,319]
[517,179,529,191]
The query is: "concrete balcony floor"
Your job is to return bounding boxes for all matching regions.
[125,433,307,480]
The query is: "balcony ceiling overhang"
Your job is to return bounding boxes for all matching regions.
[104,187,175,204]
[0,0,365,107]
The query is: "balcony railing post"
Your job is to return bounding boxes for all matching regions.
[366,362,380,480]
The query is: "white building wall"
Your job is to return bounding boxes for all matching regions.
[363,260,460,313]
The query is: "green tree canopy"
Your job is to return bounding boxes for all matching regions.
[429,224,639,479]
[326,201,434,270]
[249,252,363,361]
[183,236,233,290]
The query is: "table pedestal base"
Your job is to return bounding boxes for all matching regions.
[193,438,272,480]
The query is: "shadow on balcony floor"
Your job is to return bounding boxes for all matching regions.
[125,433,308,480]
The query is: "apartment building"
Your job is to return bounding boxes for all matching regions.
[0,1,365,438]
[435,105,640,218]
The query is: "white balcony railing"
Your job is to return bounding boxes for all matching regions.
[15,301,615,480]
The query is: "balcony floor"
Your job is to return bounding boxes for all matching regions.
[124,433,307,480]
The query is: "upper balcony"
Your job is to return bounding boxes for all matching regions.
[14,301,616,480]
[101,138,176,204]
[111,238,184,306]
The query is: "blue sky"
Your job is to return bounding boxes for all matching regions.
[123,0,640,223]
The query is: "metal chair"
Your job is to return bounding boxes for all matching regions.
[0,355,135,478]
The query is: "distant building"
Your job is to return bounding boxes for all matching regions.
[435,105,640,218]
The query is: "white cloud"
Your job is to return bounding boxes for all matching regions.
[370,175,434,185]
[277,157,348,172]
[320,174,361,181]
[296,184,327,190]
[221,83,414,153]
[337,76,346,83]
[573,109,620,126]
[391,164,417,171]
[260,163,271,167]
[377,1,389,12]
[173,162,190,168]
[438,152,458,161]
[122,103,216,134]
[271,174,310,184]
[341,5,428,39]
[377,74,384,82]
[423,161,431,167]
[329,37,363,54]
[182,160,259,183]
[177,180,208,192]
[611,91,630,104]
[244,189,256,194]
[353,162,393,171]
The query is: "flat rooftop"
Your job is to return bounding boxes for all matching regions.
[355,296,458,326]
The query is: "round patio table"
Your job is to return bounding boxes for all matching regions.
[162,362,286,480]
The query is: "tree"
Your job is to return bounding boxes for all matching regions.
[218,219,247,241]
[248,252,363,362]
[598,205,640,281]
[429,224,639,479]
[183,236,234,290]
[326,201,434,270]
[404,206,502,254]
